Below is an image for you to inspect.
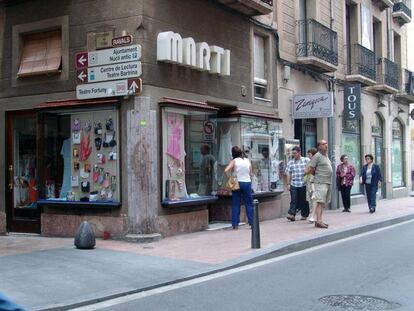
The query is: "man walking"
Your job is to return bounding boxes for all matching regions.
[285,146,309,221]
[308,140,333,229]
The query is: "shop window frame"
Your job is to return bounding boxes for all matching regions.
[391,118,405,188]
[35,102,122,210]
[159,98,219,208]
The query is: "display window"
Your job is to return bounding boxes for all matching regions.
[38,108,120,203]
[161,107,218,204]
[392,119,404,187]
[342,119,362,194]
[216,115,284,196]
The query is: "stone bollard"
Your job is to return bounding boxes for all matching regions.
[74,221,96,249]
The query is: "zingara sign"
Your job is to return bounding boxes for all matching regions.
[293,92,333,119]
[157,31,230,76]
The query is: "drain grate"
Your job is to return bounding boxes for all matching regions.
[319,295,401,310]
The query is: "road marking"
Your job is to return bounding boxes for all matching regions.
[69,218,414,310]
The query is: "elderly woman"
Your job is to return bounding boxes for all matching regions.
[336,154,356,212]
[360,154,382,213]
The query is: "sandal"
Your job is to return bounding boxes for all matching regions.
[315,222,329,229]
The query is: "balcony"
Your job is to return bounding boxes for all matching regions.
[372,0,394,11]
[393,0,412,24]
[345,44,376,86]
[296,19,338,73]
[395,69,414,104]
[370,58,400,94]
[214,0,273,16]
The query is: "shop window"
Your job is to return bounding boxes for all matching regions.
[38,108,120,203]
[342,119,362,194]
[254,34,268,99]
[392,119,404,187]
[161,107,218,203]
[17,30,62,77]
[216,115,284,196]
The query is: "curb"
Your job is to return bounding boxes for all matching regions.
[40,212,414,311]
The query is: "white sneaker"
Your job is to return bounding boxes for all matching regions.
[308,217,315,223]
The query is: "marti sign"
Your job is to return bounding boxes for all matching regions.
[157,31,231,76]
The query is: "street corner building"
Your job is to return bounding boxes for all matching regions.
[0,0,412,238]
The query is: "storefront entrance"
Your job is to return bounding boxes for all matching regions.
[371,113,385,198]
[6,112,41,233]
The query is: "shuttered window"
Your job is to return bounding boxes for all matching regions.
[17,30,62,77]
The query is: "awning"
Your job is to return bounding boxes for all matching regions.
[159,97,219,112]
[35,98,120,110]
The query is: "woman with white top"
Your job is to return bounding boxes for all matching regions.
[224,146,254,229]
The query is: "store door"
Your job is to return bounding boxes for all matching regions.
[372,137,384,198]
[6,112,40,233]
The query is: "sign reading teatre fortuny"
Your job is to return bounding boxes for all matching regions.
[343,84,361,121]
[293,92,333,119]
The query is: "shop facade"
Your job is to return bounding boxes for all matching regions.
[0,0,290,237]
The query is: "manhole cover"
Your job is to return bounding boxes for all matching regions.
[319,295,401,310]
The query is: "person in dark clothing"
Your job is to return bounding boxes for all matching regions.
[336,154,356,212]
[360,154,382,213]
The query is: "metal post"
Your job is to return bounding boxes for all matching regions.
[251,199,261,249]
[329,87,339,210]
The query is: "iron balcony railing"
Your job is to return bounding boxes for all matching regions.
[377,58,400,90]
[403,69,414,94]
[393,0,412,18]
[348,44,376,81]
[261,0,273,5]
[296,19,338,66]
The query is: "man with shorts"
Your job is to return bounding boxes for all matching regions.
[308,140,332,228]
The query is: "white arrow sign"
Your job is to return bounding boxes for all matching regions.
[77,70,87,82]
[129,81,139,92]
[78,55,87,67]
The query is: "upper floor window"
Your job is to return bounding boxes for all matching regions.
[17,30,62,77]
[254,34,268,99]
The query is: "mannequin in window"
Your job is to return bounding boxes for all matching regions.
[60,138,71,199]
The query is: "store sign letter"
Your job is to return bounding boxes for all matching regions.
[343,84,361,121]
[157,31,230,76]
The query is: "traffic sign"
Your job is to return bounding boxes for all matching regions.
[75,44,141,69]
[76,61,142,84]
[76,78,142,100]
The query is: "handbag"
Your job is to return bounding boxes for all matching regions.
[227,175,240,191]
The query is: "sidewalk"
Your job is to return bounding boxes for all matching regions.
[1,197,414,310]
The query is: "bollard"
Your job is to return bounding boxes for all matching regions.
[251,199,261,249]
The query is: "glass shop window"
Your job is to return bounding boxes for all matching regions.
[39,108,120,203]
[162,107,218,202]
[216,116,284,195]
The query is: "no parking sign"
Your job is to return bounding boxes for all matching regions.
[202,120,215,142]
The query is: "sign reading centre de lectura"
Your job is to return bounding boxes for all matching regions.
[76,61,142,83]
[76,44,141,68]
[293,92,333,119]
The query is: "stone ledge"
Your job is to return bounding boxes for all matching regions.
[123,233,162,243]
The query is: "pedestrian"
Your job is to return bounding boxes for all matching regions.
[336,154,356,212]
[0,292,26,311]
[285,146,310,221]
[308,140,333,229]
[305,147,318,223]
[224,146,253,229]
[360,154,382,213]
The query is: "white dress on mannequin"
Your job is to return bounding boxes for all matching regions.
[217,126,233,165]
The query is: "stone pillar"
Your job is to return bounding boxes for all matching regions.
[126,96,159,234]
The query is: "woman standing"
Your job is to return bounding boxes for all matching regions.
[360,154,382,213]
[224,146,253,229]
[336,154,356,212]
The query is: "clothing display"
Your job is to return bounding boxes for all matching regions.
[166,113,184,161]
[60,138,72,198]
[217,125,233,165]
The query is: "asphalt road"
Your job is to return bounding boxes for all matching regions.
[78,220,414,311]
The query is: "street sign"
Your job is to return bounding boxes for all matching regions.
[76,61,142,84]
[112,35,133,47]
[75,44,141,69]
[76,78,142,100]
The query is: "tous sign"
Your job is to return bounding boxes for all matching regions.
[157,31,230,76]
